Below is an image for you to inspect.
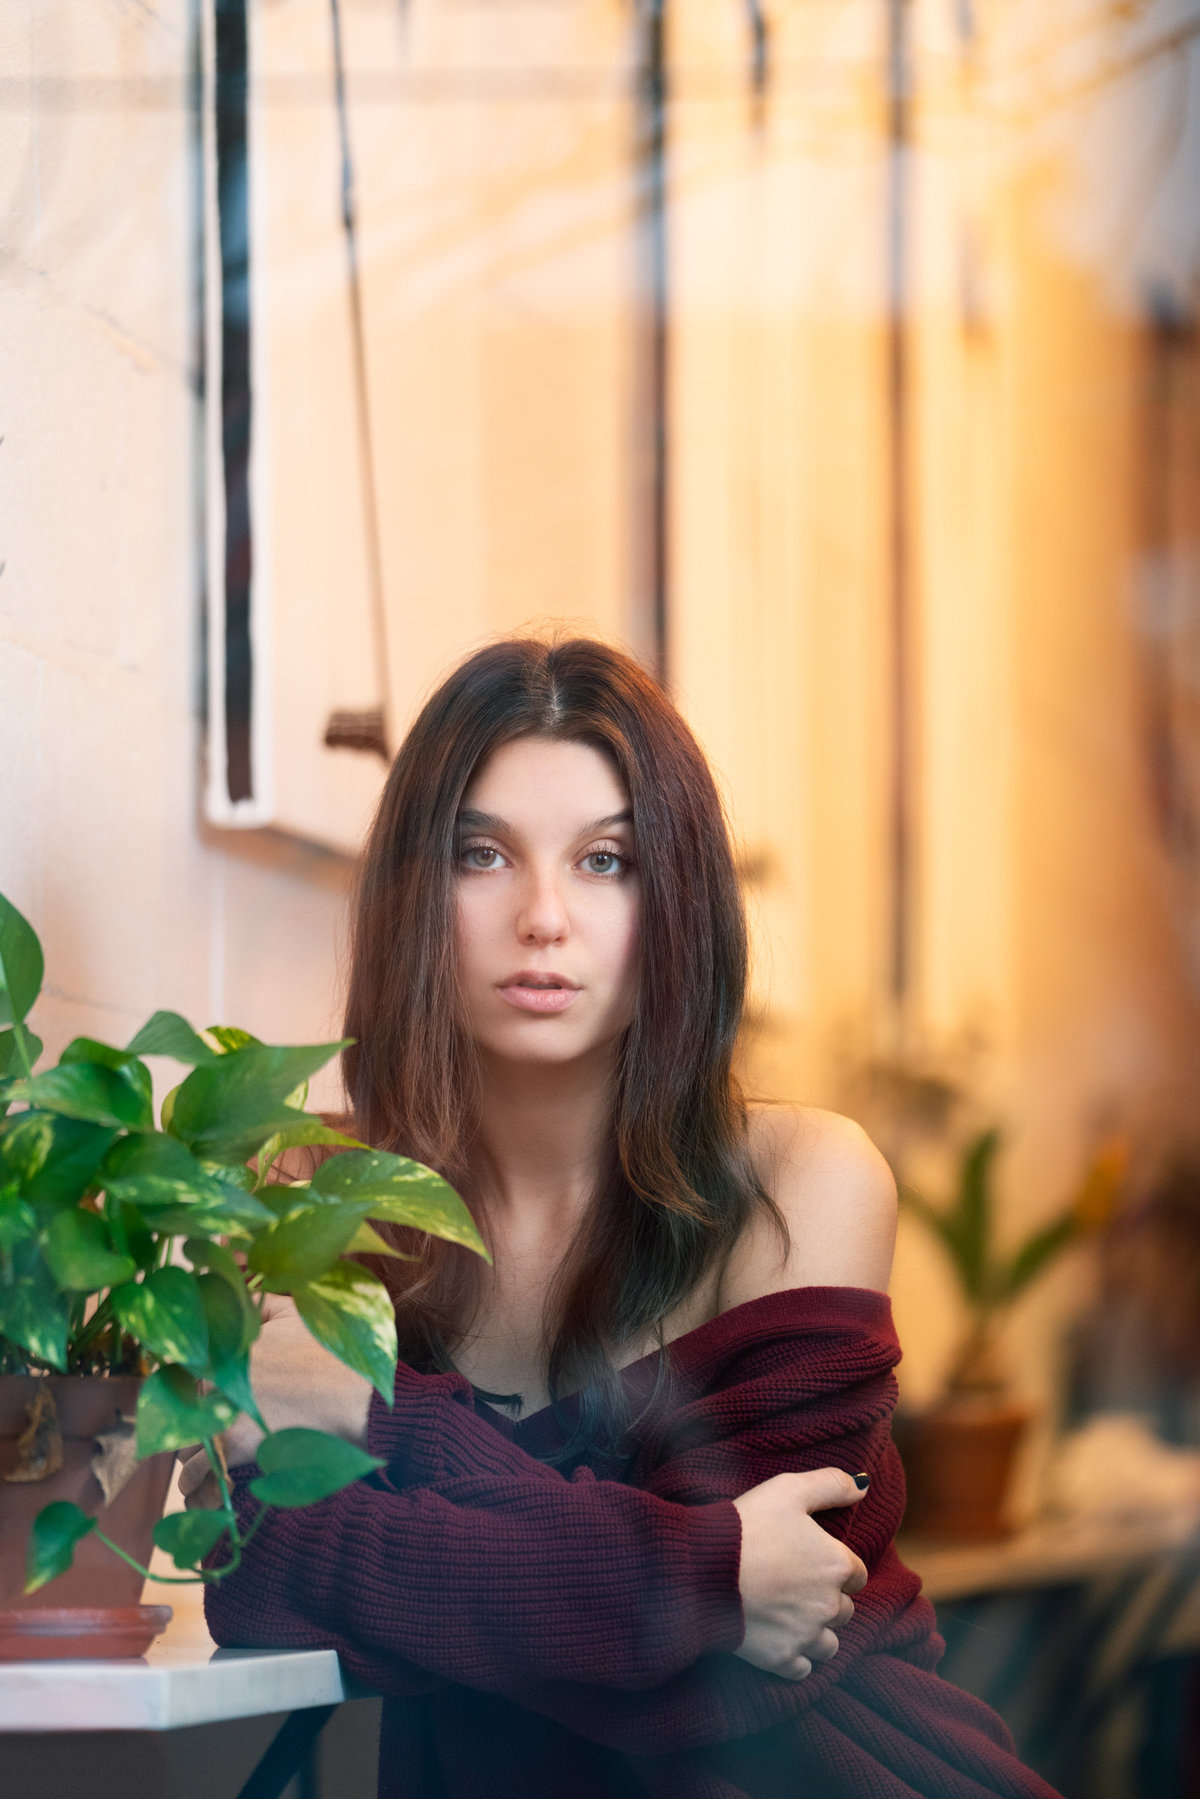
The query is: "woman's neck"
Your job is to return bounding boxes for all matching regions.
[472,1046,615,1231]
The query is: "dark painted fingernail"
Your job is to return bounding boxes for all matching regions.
[853,1472,870,1490]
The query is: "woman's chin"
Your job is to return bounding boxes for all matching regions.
[478,1026,621,1070]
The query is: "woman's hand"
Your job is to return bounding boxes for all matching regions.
[732,1467,869,1681]
[176,1293,374,1500]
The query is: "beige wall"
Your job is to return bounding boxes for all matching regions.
[0,1,352,1111]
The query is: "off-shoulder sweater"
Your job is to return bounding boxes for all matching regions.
[205,1286,1061,1799]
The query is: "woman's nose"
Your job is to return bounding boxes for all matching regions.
[516,870,568,945]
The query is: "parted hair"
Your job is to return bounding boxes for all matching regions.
[342,636,775,1457]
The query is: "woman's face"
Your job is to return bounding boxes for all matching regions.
[454,737,640,1069]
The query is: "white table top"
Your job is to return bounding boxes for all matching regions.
[0,1571,365,1733]
[0,1643,358,1733]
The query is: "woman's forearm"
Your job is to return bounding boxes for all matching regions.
[204,1374,744,1696]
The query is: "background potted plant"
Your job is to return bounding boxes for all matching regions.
[0,889,487,1657]
[900,1128,1122,1540]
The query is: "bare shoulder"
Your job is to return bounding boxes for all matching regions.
[717,1105,897,1312]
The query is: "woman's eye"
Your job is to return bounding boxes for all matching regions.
[461,844,504,871]
[581,849,626,877]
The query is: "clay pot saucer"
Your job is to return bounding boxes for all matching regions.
[0,1603,173,1660]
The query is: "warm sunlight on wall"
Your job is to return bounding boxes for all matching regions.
[6,1,1200,1461]
[666,4,1200,1442]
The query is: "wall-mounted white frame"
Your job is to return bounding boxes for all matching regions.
[199,0,653,859]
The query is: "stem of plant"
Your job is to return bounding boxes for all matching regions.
[91,1525,205,1583]
[203,1433,235,1516]
[71,1296,114,1358]
[87,1525,238,1586]
[10,1021,33,1081]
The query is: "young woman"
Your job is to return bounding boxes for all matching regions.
[195,638,1058,1799]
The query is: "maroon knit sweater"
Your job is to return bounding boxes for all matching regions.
[205,1286,1060,1799]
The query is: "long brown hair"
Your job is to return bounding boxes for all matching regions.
[343,637,775,1458]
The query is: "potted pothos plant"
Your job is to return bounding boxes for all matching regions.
[900,1127,1122,1540]
[0,889,487,1657]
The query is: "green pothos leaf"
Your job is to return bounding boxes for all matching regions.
[126,1011,219,1065]
[0,1192,37,1252]
[204,1026,261,1054]
[249,1428,383,1508]
[59,1039,154,1132]
[25,1501,96,1593]
[196,1272,263,1426]
[13,1063,149,1133]
[246,1202,374,1288]
[254,1119,363,1188]
[168,1040,349,1164]
[310,1151,488,1260]
[0,1027,44,1080]
[22,1117,117,1208]
[292,1261,398,1401]
[152,1507,231,1571]
[0,1248,68,1368]
[112,1268,210,1370]
[0,892,44,1029]
[41,1209,136,1291]
[136,1365,237,1456]
[0,1111,54,1186]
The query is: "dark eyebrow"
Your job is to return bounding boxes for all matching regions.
[455,809,508,835]
[455,808,633,836]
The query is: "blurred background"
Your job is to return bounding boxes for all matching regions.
[4,0,1200,1792]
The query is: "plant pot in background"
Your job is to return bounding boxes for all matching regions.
[903,1398,1031,1542]
[894,1127,1123,1545]
[0,1375,174,1658]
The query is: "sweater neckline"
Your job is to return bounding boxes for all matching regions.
[496,1282,893,1442]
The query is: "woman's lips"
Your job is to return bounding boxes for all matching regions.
[497,983,582,1014]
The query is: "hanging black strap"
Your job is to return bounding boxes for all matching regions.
[214,0,255,804]
[326,0,392,763]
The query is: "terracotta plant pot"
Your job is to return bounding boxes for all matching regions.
[902,1398,1031,1542]
[0,1603,174,1660]
[0,1375,175,1656]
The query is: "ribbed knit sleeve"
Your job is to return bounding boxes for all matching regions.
[203,1360,745,1696]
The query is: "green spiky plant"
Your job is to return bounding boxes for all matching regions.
[901,1128,1107,1399]
[0,889,488,1594]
